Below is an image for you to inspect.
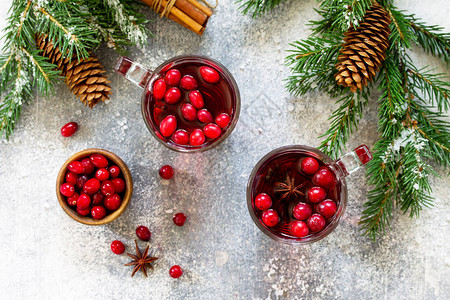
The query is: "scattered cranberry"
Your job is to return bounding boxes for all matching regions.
[92,192,104,205]
[84,178,101,194]
[136,225,151,241]
[101,180,115,196]
[104,194,122,211]
[300,157,319,175]
[95,168,110,181]
[292,202,312,220]
[197,109,213,123]
[317,199,337,218]
[60,183,75,197]
[77,206,91,216]
[67,160,84,174]
[61,122,78,137]
[180,75,197,90]
[181,103,197,121]
[261,209,280,227]
[172,129,189,145]
[108,165,121,178]
[254,193,272,211]
[111,240,125,255]
[290,220,309,238]
[77,194,91,210]
[65,171,78,185]
[307,214,326,232]
[312,168,335,187]
[112,178,125,193]
[81,158,95,174]
[91,206,106,219]
[90,154,108,168]
[173,213,186,226]
[215,113,230,129]
[189,129,205,146]
[76,175,89,190]
[203,123,221,139]
[160,115,177,137]
[165,69,181,86]
[159,165,174,179]
[67,192,79,206]
[153,79,166,100]
[169,265,183,278]
[200,66,220,84]
[164,87,181,104]
[307,187,327,203]
[188,90,204,109]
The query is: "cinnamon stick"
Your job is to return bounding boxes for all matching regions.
[174,0,208,26]
[185,0,212,17]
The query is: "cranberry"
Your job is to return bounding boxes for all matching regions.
[172,129,189,145]
[290,220,309,237]
[312,168,335,187]
[65,171,78,185]
[165,69,181,86]
[92,192,104,205]
[197,109,213,123]
[108,165,121,178]
[101,180,115,196]
[159,165,174,179]
[67,160,84,174]
[164,87,181,104]
[111,240,125,255]
[91,206,106,220]
[90,154,108,168]
[77,206,91,216]
[261,209,280,227]
[104,194,121,210]
[307,214,326,232]
[84,178,101,194]
[112,178,126,193]
[199,66,220,83]
[317,199,337,218]
[77,194,91,210]
[292,202,312,220]
[67,192,79,206]
[215,113,230,129]
[153,79,166,100]
[159,115,177,137]
[135,225,151,241]
[188,90,204,109]
[81,158,95,174]
[76,175,89,190]
[254,193,272,211]
[61,122,78,137]
[95,168,110,181]
[169,265,183,278]
[203,123,221,139]
[307,187,327,203]
[300,157,319,175]
[60,183,75,197]
[189,129,205,146]
[173,213,186,226]
[181,103,197,121]
[180,75,197,90]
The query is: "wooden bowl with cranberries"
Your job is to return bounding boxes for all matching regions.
[56,148,133,225]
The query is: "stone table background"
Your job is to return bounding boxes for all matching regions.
[0,0,449,299]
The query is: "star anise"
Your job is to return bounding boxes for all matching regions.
[124,240,158,277]
[274,174,306,201]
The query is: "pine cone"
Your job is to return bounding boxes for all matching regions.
[36,35,111,108]
[335,1,391,92]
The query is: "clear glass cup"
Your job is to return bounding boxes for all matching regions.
[115,55,241,152]
[247,144,372,245]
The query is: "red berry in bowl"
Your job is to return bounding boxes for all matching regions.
[76,175,89,190]
[159,165,174,179]
[77,206,91,216]
[307,187,327,203]
[261,209,280,227]
[300,157,319,175]
[172,129,189,145]
[65,171,78,185]
[90,154,108,168]
[197,109,213,123]
[101,180,115,196]
[81,158,95,174]
[312,168,335,187]
[292,202,312,220]
[169,265,183,278]
[67,192,79,206]
[61,122,78,137]
[173,213,186,226]
[317,199,337,218]
[104,194,122,211]
[91,206,106,220]
[60,183,75,197]
[215,113,230,129]
[180,75,197,90]
[153,79,166,100]
[188,90,204,109]
[111,240,125,255]
[136,225,151,241]
[164,87,181,104]
[203,123,221,139]
[307,214,326,232]
[68,160,84,174]
[84,178,101,194]
[95,168,110,181]
[108,165,121,178]
[165,69,181,86]
[77,194,91,210]
[200,66,220,83]
[159,115,177,137]
[290,220,309,238]
[189,129,205,146]
[254,193,272,211]
[92,192,104,205]
[181,103,197,121]
[112,178,126,193]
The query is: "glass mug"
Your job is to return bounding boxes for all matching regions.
[115,55,240,152]
[247,144,372,245]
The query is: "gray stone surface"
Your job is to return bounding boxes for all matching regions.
[0,0,449,299]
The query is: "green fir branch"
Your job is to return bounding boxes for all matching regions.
[385,7,416,49]
[236,0,286,18]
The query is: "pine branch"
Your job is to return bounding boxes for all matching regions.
[318,0,374,32]
[236,0,286,18]
[385,7,416,49]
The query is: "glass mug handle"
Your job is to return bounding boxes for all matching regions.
[332,145,373,177]
[115,56,152,89]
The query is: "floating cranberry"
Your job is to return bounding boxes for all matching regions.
[189,129,205,146]
[317,199,337,218]
[159,115,177,137]
[112,178,125,193]
[81,158,95,174]
[77,194,91,210]
[180,75,197,90]
[200,66,220,83]
[173,213,186,226]
[84,178,101,194]
[61,122,78,137]
[203,123,221,139]
[215,113,230,128]
[292,202,312,220]
[307,214,326,232]
[172,129,189,145]
[60,183,75,197]
[67,192,79,206]
[164,87,181,105]
[111,240,125,255]
[95,168,110,181]
[307,187,327,203]
[312,168,335,187]
[254,193,272,211]
[65,171,78,185]
[108,165,120,178]
[90,154,108,168]
[101,180,115,196]
[165,69,181,86]
[91,206,106,220]
[92,192,104,205]
[197,109,213,123]
[262,209,280,227]
[136,225,151,241]
[67,160,84,174]
[77,206,91,216]
[169,265,183,278]
[181,103,197,121]
[290,220,309,237]
[159,165,174,179]
[153,79,166,100]
[188,90,204,109]
[300,157,319,175]
[76,175,89,190]
[104,194,121,211]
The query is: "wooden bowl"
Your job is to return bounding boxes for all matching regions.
[56,148,133,225]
